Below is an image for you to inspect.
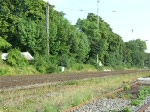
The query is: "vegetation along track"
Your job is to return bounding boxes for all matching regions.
[0,70,149,91]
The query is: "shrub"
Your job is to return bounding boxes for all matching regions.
[44,106,59,112]
[87,58,99,68]
[71,93,85,107]
[64,80,79,85]
[138,95,145,100]
[58,54,75,67]
[34,54,59,73]
[0,68,8,76]
[68,63,96,72]
[122,107,132,112]
[113,65,124,70]
[138,86,150,100]
[139,87,150,97]
[0,52,2,64]
[72,63,84,71]
[124,84,131,91]
[131,100,141,106]
[7,49,28,67]
[34,55,47,73]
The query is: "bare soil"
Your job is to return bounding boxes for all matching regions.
[0,70,149,91]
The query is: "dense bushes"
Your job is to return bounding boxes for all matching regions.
[0,52,2,65]
[7,49,28,67]
[34,55,60,73]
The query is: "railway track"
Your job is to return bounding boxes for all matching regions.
[0,70,149,91]
[65,83,150,112]
[137,101,150,112]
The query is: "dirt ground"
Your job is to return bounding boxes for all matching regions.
[0,70,149,90]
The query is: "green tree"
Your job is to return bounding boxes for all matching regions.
[144,53,150,68]
[104,33,124,67]
[76,13,131,69]
[125,39,147,67]
[49,9,90,63]
[17,19,47,54]
[0,36,11,51]
[0,0,47,55]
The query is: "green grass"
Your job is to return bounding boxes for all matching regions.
[0,72,150,112]
[0,63,97,76]
[66,63,97,72]
[0,64,39,76]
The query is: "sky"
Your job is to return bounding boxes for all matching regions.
[43,0,150,53]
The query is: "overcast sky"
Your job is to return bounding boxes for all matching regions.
[43,0,150,53]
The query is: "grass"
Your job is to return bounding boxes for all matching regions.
[0,71,150,112]
[0,64,39,76]
[0,62,98,76]
[0,63,98,76]
[66,63,98,72]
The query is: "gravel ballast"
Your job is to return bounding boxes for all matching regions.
[70,96,150,112]
[70,98,131,112]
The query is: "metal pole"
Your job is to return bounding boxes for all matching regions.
[97,0,100,64]
[97,54,99,64]
[97,0,100,28]
[46,2,50,55]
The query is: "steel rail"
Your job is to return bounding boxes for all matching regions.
[136,101,150,112]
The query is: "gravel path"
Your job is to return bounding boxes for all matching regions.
[69,97,150,112]
[70,98,131,112]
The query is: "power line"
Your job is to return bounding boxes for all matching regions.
[56,7,89,13]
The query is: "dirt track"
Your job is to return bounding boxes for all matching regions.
[0,70,149,91]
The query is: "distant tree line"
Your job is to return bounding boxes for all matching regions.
[0,0,149,74]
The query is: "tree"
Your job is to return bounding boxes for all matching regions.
[68,29,90,63]
[104,33,124,67]
[125,39,147,67]
[0,0,47,55]
[144,53,150,68]
[17,19,47,55]
[0,36,11,51]
[49,9,90,63]
[76,13,131,68]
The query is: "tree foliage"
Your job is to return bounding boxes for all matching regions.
[0,0,149,73]
[0,36,11,51]
[124,39,147,67]
[76,13,125,67]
